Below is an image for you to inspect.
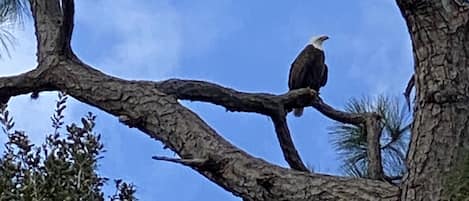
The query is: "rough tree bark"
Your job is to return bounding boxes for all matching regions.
[0,0,467,200]
[397,0,469,200]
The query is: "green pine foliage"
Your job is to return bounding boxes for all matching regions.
[329,95,411,182]
[0,92,137,201]
[0,0,29,58]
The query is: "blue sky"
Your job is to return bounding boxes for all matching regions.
[0,0,413,200]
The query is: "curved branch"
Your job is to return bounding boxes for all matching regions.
[0,59,399,200]
[155,79,312,172]
[155,79,308,116]
[271,115,309,172]
[403,74,414,111]
[155,79,371,125]
[2,1,392,198]
[155,79,384,179]
[311,97,371,124]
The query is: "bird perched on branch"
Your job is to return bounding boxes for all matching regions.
[288,35,329,117]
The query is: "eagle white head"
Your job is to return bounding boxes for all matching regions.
[308,35,329,51]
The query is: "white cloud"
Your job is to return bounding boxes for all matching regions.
[75,0,182,80]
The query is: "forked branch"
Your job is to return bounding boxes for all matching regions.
[0,58,399,200]
[156,79,385,179]
[0,1,396,200]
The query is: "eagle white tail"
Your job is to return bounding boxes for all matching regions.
[293,108,304,117]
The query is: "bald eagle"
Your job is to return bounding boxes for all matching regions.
[288,35,329,117]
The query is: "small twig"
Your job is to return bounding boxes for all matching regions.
[152,156,208,167]
[404,74,414,111]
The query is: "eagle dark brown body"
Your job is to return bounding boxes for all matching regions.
[288,35,328,117]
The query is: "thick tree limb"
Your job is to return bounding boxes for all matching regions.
[0,59,399,200]
[155,79,385,178]
[2,62,400,201]
[155,79,310,116]
[29,0,76,60]
[155,79,311,172]
[1,1,397,199]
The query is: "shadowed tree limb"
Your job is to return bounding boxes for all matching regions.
[0,58,399,200]
[155,79,372,125]
[271,115,309,172]
[365,117,385,180]
[60,0,75,55]
[155,79,385,179]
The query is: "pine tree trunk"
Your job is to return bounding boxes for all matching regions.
[397,1,469,200]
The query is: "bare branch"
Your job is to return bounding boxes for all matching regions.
[29,0,61,60]
[155,79,372,125]
[154,79,312,172]
[29,0,75,60]
[155,79,385,177]
[152,156,208,167]
[311,97,371,124]
[155,79,292,116]
[0,67,384,178]
[403,74,414,111]
[271,115,309,172]
[365,117,385,180]
[0,1,393,198]
[0,58,399,200]
[60,0,75,55]
[0,68,51,103]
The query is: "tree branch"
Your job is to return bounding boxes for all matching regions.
[60,0,75,55]
[0,69,53,103]
[155,79,373,125]
[155,79,385,179]
[271,115,309,172]
[155,79,313,172]
[0,59,399,200]
[155,79,304,116]
[29,0,75,60]
[311,97,370,124]
[365,117,385,180]
[1,1,395,199]
[152,156,208,167]
[403,74,414,111]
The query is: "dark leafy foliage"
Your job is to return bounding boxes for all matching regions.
[0,92,137,200]
[329,95,411,181]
